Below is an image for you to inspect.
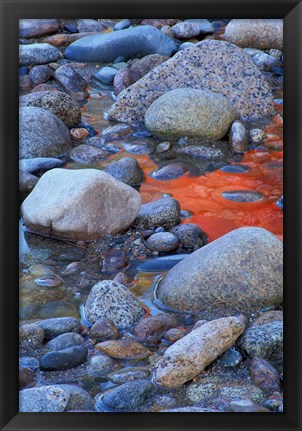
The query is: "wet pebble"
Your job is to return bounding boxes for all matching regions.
[156,141,171,153]
[102,124,133,140]
[20,157,63,174]
[54,65,87,101]
[86,354,115,378]
[220,164,249,173]
[229,120,248,153]
[151,162,188,180]
[145,232,179,253]
[164,327,186,343]
[136,197,180,229]
[230,399,270,412]
[95,66,118,84]
[38,317,81,339]
[28,65,53,86]
[101,249,129,273]
[89,318,120,343]
[34,275,62,287]
[19,356,40,371]
[61,261,82,275]
[252,52,278,71]
[109,368,151,384]
[79,122,98,137]
[40,344,88,371]
[249,357,281,394]
[69,144,110,163]
[96,336,151,360]
[122,142,153,154]
[106,157,144,187]
[70,128,90,140]
[179,210,193,219]
[19,323,45,351]
[222,190,265,202]
[249,128,266,143]
[97,379,154,410]
[170,223,207,248]
[133,313,179,344]
[215,347,243,368]
[136,254,187,272]
[114,19,132,31]
[46,332,84,351]
[263,396,283,411]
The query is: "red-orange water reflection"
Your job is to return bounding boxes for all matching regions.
[140,114,283,242]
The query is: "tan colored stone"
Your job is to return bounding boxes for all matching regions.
[96,336,151,360]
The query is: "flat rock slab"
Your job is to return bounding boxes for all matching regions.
[108,40,274,127]
[156,227,283,313]
[224,19,283,50]
[21,168,141,241]
[65,25,179,63]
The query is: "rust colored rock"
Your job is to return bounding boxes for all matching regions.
[154,315,246,388]
[249,357,281,394]
[133,313,179,343]
[89,318,120,343]
[96,336,151,360]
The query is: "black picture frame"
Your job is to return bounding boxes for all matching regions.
[0,0,301,430]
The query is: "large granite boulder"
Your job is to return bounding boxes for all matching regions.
[65,25,179,63]
[224,19,283,50]
[156,227,283,313]
[21,168,141,241]
[107,40,274,127]
[145,88,236,140]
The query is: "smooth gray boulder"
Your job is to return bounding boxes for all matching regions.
[224,19,283,50]
[65,25,179,63]
[20,91,81,128]
[19,43,61,66]
[108,40,274,127]
[19,107,71,159]
[84,280,145,328]
[154,315,246,388]
[19,19,61,38]
[156,227,283,312]
[136,196,180,229]
[145,88,236,140]
[21,168,142,241]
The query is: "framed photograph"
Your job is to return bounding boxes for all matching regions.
[0,0,301,430]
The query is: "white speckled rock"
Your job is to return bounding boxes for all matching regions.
[154,315,246,388]
[19,43,61,66]
[224,19,283,50]
[84,280,145,328]
[21,168,141,241]
[145,88,236,140]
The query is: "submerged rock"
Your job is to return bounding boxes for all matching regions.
[156,227,283,312]
[21,168,141,241]
[108,40,274,127]
[145,88,236,140]
[19,107,71,159]
[154,315,246,388]
[84,280,145,328]
[65,25,179,63]
[224,19,283,50]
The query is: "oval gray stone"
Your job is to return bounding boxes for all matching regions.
[19,43,61,66]
[156,227,283,312]
[19,19,61,39]
[40,345,88,371]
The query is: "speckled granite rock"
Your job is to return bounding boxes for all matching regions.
[19,43,61,66]
[145,88,236,140]
[224,19,283,50]
[136,196,180,229]
[108,40,274,126]
[21,169,141,241]
[154,315,246,387]
[19,19,61,39]
[84,280,145,328]
[156,227,283,312]
[20,91,81,128]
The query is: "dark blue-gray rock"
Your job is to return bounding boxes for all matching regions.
[170,223,207,248]
[136,254,187,272]
[28,65,53,86]
[19,323,45,351]
[65,25,179,63]
[145,88,236,140]
[145,232,179,253]
[54,65,88,100]
[105,157,144,187]
[215,347,243,368]
[229,120,248,153]
[37,317,81,339]
[86,354,115,378]
[69,144,111,164]
[184,19,214,33]
[40,344,88,370]
[84,280,145,328]
[19,43,61,66]
[222,190,265,203]
[108,40,274,127]
[230,399,270,412]
[19,367,36,389]
[19,356,40,371]
[237,321,283,361]
[19,66,29,75]
[114,19,132,31]
[151,162,188,180]
[19,158,63,174]
[136,196,180,229]
[20,90,81,127]
[19,171,39,201]
[101,123,133,140]
[95,66,118,84]
[19,384,92,412]
[19,19,61,39]
[220,164,249,173]
[252,52,278,71]
[21,168,141,241]
[19,107,71,158]
[97,379,154,410]
[224,19,283,50]
[46,332,84,351]
[77,19,104,32]
[248,357,281,394]
[156,227,283,312]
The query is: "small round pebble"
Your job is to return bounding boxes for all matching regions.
[145,232,179,253]
[249,128,266,143]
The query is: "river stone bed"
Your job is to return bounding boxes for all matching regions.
[18,18,283,413]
